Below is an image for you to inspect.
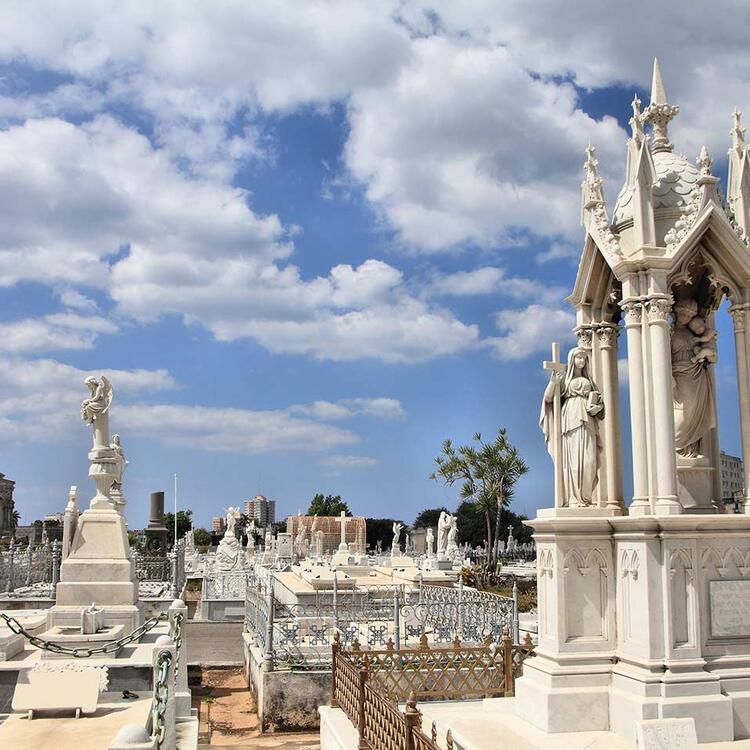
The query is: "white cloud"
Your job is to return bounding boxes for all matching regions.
[487,304,575,361]
[0,314,118,353]
[341,397,405,420]
[0,117,476,363]
[319,454,379,468]
[57,288,100,312]
[428,267,566,306]
[291,397,405,421]
[0,356,176,442]
[118,404,357,454]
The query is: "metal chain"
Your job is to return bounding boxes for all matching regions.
[152,649,173,747]
[171,612,184,679]
[0,612,167,657]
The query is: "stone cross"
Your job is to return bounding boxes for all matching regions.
[543,342,566,508]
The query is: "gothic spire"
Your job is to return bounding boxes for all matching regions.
[643,57,679,152]
[731,108,746,154]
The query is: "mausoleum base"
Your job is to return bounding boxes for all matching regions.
[515,512,750,744]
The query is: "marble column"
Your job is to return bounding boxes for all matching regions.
[646,296,681,514]
[731,302,750,511]
[576,324,608,508]
[598,323,624,511]
[622,300,650,514]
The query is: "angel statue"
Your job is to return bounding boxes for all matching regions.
[81,375,113,450]
[391,521,403,555]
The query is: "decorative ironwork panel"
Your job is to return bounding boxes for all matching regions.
[363,682,406,750]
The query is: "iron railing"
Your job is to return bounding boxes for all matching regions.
[330,630,532,750]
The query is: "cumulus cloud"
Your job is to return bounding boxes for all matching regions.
[487,304,576,361]
[0,117,477,363]
[0,355,406,454]
[0,313,118,353]
[428,267,566,306]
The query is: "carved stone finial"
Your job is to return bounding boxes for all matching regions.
[731,108,746,153]
[643,58,679,152]
[630,94,645,142]
[697,146,713,177]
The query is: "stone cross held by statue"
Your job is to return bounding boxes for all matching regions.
[543,342,567,508]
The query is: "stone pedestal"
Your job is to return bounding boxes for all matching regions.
[49,506,142,631]
[514,513,750,744]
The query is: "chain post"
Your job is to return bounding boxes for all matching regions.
[51,539,60,589]
[512,578,520,644]
[357,662,369,749]
[152,641,176,749]
[404,691,421,750]
[168,598,190,719]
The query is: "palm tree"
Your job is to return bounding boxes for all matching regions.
[430,429,528,570]
[9,508,20,534]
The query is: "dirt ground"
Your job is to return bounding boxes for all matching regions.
[191,667,319,749]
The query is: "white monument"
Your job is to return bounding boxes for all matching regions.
[215,507,244,571]
[515,60,750,745]
[332,511,354,565]
[49,376,141,631]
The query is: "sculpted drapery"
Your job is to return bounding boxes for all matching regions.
[671,298,717,457]
[540,347,603,507]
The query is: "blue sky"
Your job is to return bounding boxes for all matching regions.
[0,3,748,528]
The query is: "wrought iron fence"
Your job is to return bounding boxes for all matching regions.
[243,572,517,670]
[0,539,61,596]
[330,630,533,750]
[134,554,171,582]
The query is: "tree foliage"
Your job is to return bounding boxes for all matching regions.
[364,518,404,550]
[430,428,528,569]
[413,507,448,528]
[192,528,212,547]
[307,493,351,516]
[164,509,193,546]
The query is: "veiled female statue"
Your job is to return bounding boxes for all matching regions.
[540,347,603,506]
[391,521,403,553]
[671,298,716,457]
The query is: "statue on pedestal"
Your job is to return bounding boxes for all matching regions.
[81,376,113,452]
[426,527,434,559]
[215,506,243,571]
[391,521,402,554]
[446,514,458,557]
[437,511,452,558]
[540,347,603,507]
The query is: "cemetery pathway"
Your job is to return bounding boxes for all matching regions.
[192,667,320,750]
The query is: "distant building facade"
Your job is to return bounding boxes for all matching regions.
[244,495,276,527]
[212,516,226,533]
[721,451,744,499]
[0,472,16,536]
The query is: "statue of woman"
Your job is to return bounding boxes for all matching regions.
[446,515,458,556]
[437,511,451,556]
[671,298,716,457]
[391,521,403,553]
[540,347,603,506]
[111,434,128,489]
[425,527,434,557]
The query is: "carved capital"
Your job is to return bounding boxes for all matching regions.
[645,297,672,323]
[575,326,594,349]
[597,324,619,348]
[730,304,750,333]
[620,300,643,327]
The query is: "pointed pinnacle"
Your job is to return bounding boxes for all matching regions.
[650,57,668,105]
